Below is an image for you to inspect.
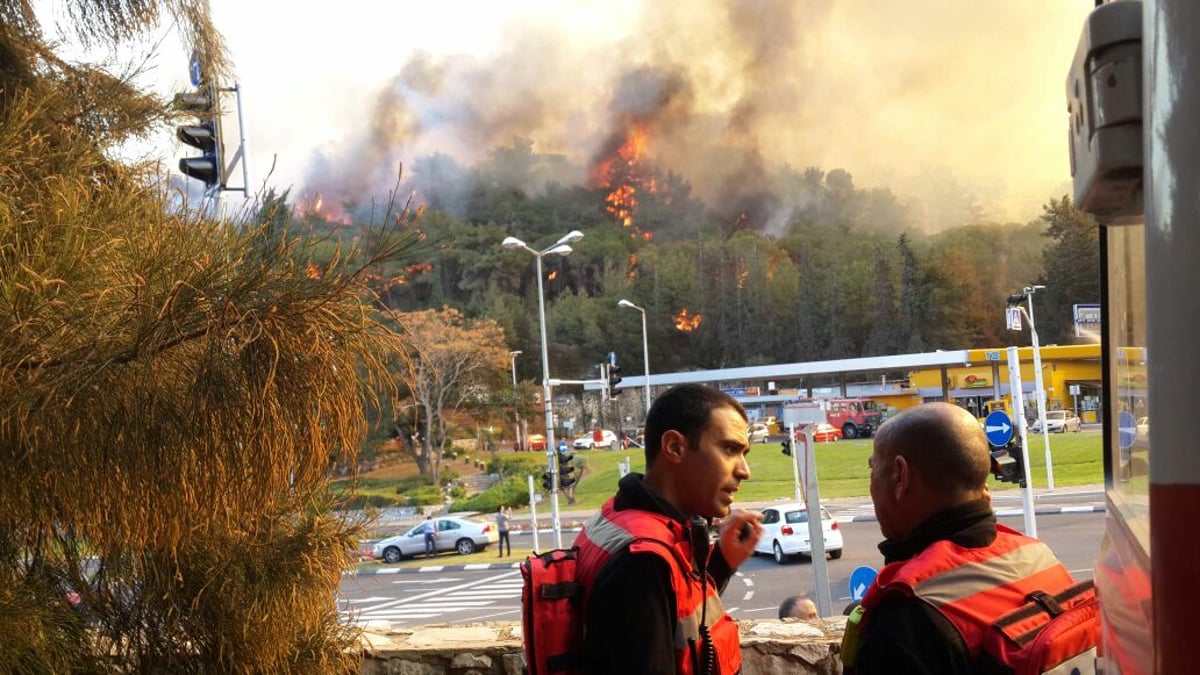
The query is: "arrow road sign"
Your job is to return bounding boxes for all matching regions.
[1118,410,1138,451]
[849,566,878,602]
[985,410,1015,447]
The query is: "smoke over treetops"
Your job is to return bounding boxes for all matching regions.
[302,0,1090,231]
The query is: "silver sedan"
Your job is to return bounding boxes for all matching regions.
[372,515,499,563]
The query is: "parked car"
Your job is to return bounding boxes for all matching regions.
[573,429,618,450]
[372,516,499,563]
[748,422,770,444]
[1030,410,1081,434]
[792,423,843,443]
[526,434,547,451]
[752,503,843,564]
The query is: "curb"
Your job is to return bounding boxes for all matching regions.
[843,504,1106,523]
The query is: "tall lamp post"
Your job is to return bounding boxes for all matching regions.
[502,230,583,548]
[509,350,522,451]
[1008,285,1054,491]
[617,299,651,418]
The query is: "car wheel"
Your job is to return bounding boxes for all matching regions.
[829,548,843,560]
[842,424,858,440]
[773,541,788,565]
[456,538,477,555]
[608,440,618,450]
[383,547,403,564]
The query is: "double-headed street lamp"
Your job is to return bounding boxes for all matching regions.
[1008,284,1054,491]
[617,299,651,418]
[502,230,583,548]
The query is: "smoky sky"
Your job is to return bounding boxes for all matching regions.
[302,0,1090,229]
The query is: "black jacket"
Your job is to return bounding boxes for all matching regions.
[581,473,735,675]
[855,499,998,675]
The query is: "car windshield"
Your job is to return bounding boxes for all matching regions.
[784,508,834,524]
[1046,411,1066,420]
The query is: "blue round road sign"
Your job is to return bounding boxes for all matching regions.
[849,566,878,602]
[1118,410,1138,451]
[984,410,1014,447]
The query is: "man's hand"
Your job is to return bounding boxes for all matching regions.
[717,509,762,569]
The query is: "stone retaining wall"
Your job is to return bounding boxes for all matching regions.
[359,617,846,674]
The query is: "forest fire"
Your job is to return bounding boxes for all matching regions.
[302,192,352,225]
[673,307,703,333]
[548,270,558,281]
[591,122,657,231]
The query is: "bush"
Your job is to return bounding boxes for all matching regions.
[397,485,443,506]
[338,493,401,510]
[449,477,530,512]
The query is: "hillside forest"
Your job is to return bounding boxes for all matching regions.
[305,138,1100,389]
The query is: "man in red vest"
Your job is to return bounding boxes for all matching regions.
[573,384,763,674]
[845,402,1079,673]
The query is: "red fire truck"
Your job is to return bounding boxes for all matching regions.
[822,398,882,440]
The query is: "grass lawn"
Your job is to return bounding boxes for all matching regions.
[567,431,1103,509]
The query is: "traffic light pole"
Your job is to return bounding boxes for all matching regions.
[527,474,540,553]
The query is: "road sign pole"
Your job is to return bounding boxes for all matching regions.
[801,425,832,618]
[788,423,803,503]
[1007,346,1037,537]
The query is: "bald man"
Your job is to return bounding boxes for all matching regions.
[842,403,1080,674]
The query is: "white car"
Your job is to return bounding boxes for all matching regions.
[372,515,499,563]
[748,423,770,444]
[1030,410,1081,434]
[573,429,619,450]
[753,503,844,564]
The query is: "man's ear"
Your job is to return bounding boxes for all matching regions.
[892,454,910,500]
[658,430,688,465]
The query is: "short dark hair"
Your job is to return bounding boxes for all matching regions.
[644,384,747,466]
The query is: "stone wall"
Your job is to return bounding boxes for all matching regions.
[359,617,846,674]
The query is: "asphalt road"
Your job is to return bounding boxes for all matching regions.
[339,510,1105,630]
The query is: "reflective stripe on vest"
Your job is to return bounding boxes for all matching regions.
[573,499,741,675]
[863,525,1076,661]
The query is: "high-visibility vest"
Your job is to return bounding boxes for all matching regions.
[573,500,741,675]
[859,524,1077,663]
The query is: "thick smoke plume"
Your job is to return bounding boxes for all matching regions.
[303,0,1090,231]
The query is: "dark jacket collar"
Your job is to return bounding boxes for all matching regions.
[877,499,997,565]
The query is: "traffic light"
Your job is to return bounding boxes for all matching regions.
[781,439,792,457]
[174,85,221,189]
[559,455,577,489]
[990,444,1026,486]
[541,471,553,492]
[608,364,623,397]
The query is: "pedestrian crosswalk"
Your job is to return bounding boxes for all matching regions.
[340,572,525,629]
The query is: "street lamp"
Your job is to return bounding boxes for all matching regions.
[617,299,651,418]
[509,350,522,451]
[502,230,582,548]
[1009,286,1054,491]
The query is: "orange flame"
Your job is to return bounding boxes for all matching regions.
[305,261,322,279]
[736,258,748,290]
[548,270,558,281]
[627,253,639,283]
[673,308,703,333]
[303,192,351,225]
[592,123,657,231]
